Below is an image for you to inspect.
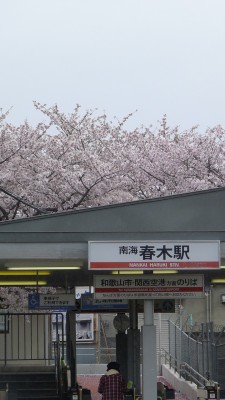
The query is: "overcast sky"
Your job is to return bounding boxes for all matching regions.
[1,0,225,132]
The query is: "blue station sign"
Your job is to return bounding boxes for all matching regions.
[81,293,128,312]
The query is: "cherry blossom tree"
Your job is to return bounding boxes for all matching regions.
[1,103,225,310]
[0,103,136,220]
[0,286,56,313]
[0,102,225,222]
[121,116,225,198]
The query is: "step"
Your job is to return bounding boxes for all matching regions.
[0,373,56,382]
[17,388,58,397]
[8,392,60,400]
[0,366,55,374]
[0,382,56,390]
[17,397,60,400]
[0,366,62,400]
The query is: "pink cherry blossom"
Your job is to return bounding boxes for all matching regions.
[0,104,225,310]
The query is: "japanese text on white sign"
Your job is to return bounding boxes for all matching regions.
[94,274,204,299]
[88,241,220,270]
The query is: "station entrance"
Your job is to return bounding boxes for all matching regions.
[0,187,225,399]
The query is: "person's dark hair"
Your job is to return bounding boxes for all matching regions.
[107,361,120,372]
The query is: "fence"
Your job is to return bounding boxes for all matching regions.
[0,311,118,366]
[0,312,64,365]
[167,318,225,389]
[6,309,225,386]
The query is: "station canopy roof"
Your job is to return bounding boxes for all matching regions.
[0,187,225,288]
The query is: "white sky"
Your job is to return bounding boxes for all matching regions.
[1,0,225,132]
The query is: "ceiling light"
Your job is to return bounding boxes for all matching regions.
[0,281,47,286]
[111,270,144,275]
[153,270,178,274]
[8,266,81,271]
[0,271,50,276]
[211,279,225,284]
[6,261,83,268]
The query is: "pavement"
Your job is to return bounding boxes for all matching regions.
[77,375,191,400]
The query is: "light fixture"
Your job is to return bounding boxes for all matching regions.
[0,281,47,286]
[8,266,81,271]
[211,279,225,284]
[153,270,178,274]
[6,261,83,269]
[111,270,144,275]
[0,271,50,276]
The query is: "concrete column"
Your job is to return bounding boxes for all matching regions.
[127,300,141,393]
[141,300,157,400]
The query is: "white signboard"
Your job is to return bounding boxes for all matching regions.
[28,293,76,309]
[89,241,220,270]
[39,294,75,307]
[94,274,204,299]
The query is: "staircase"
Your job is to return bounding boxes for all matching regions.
[0,366,62,400]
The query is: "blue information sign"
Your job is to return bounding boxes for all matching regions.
[28,293,78,310]
[28,293,40,309]
[81,293,128,312]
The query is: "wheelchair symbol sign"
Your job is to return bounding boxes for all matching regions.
[28,294,40,309]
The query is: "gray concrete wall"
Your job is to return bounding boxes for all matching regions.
[162,364,198,400]
[182,285,225,326]
[77,364,107,375]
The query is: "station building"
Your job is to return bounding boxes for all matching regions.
[0,187,225,400]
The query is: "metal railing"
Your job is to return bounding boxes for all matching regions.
[0,312,64,365]
[161,348,218,388]
[0,312,67,400]
[180,362,212,388]
[54,335,68,400]
[161,348,180,374]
